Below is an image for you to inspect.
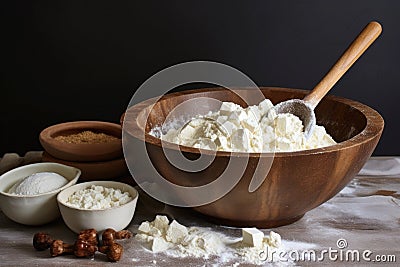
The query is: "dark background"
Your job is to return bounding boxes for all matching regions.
[1,0,399,156]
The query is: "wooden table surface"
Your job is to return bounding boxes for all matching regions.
[0,153,399,266]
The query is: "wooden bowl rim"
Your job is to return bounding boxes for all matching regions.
[122,87,384,157]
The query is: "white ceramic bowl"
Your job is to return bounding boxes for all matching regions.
[0,163,81,225]
[57,181,138,233]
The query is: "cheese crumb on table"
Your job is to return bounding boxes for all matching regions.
[242,228,264,247]
[150,237,171,253]
[136,216,284,265]
[166,220,188,244]
[266,230,282,248]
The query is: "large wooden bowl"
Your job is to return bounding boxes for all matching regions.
[123,87,384,227]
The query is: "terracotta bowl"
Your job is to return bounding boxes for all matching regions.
[39,121,122,162]
[42,152,128,181]
[122,87,384,228]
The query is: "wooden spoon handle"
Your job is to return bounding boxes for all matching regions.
[303,21,382,109]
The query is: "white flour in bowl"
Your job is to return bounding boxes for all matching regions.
[8,172,68,195]
[152,99,336,152]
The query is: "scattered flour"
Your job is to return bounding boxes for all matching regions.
[135,215,285,265]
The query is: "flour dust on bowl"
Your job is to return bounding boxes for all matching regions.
[57,181,139,233]
[122,87,384,227]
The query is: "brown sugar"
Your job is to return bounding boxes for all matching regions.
[55,131,120,144]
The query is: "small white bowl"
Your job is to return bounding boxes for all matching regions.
[57,181,138,233]
[0,163,81,225]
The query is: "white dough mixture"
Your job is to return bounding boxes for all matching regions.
[156,99,336,152]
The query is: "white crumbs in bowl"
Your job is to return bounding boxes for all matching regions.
[66,185,132,210]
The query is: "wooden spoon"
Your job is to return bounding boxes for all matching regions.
[274,21,382,139]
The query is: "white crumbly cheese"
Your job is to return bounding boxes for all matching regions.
[258,99,274,116]
[159,99,336,152]
[153,215,170,232]
[247,105,262,121]
[66,185,132,210]
[221,120,237,136]
[136,216,284,265]
[219,102,241,116]
[242,228,264,247]
[8,172,68,195]
[136,216,228,257]
[150,237,172,253]
[214,135,228,148]
[166,220,189,244]
[231,128,251,151]
[266,230,282,248]
[241,114,259,132]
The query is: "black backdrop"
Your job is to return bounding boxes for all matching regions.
[2,0,399,156]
